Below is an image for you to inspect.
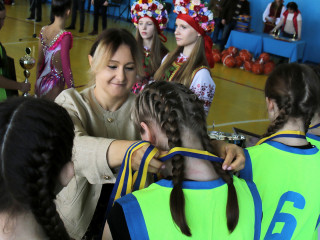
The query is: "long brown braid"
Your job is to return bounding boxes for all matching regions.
[262,63,319,138]
[134,81,239,235]
[0,97,74,239]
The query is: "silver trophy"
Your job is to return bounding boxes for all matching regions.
[19,48,35,97]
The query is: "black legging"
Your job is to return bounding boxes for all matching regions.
[93,0,107,31]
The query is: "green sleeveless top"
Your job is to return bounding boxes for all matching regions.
[307,133,320,149]
[116,176,262,239]
[0,42,8,101]
[241,141,320,239]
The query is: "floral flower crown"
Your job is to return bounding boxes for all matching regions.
[173,0,214,32]
[131,0,169,30]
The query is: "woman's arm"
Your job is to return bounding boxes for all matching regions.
[297,14,302,39]
[55,90,163,184]
[0,75,30,92]
[262,3,271,22]
[273,17,284,31]
[60,34,74,88]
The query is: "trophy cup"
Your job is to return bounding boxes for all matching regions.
[19,47,35,97]
[292,33,297,41]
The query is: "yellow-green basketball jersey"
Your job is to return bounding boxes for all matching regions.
[307,133,320,149]
[240,141,320,239]
[116,176,262,239]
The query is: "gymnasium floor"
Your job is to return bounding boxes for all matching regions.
[1,1,269,136]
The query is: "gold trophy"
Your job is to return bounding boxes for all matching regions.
[292,33,297,41]
[19,47,35,97]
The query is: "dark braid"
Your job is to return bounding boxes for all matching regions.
[263,63,319,138]
[134,81,240,234]
[0,97,74,239]
[262,96,292,138]
[177,83,239,233]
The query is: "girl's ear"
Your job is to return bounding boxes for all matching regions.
[266,97,278,120]
[140,122,155,143]
[88,55,93,67]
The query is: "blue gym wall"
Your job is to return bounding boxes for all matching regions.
[107,0,320,63]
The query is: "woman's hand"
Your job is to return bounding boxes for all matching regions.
[107,140,163,173]
[211,140,245,171]
[131,144,164,173]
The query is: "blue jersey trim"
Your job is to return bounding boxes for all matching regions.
[316,215,320,230]
[266,141,319,155]
[156,178,226,189]
[307,133,320,142]
[117,194,149,240]
[239,149,253,181]
[245,180,262,240]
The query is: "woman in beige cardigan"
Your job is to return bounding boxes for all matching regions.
[55,28,245,239]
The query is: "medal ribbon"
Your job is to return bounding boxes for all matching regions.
[107,141,223,213]
[309,123,320,130]
[256,130,306,145]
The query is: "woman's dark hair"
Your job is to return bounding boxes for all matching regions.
[286,2,298,12]
[0,97,74,239]
[133,81,239,236]
[51,0,72,17]
[0,1,5,11]
[263,63,319,137]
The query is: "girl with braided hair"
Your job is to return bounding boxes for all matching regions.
[240,63,320,239]
[103,81,262,239]
[154,0,216,115]
[130,0,169,94]
[0,97,75,239]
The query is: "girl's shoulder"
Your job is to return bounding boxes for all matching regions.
[41,27,73,50]
[191,66,212,81]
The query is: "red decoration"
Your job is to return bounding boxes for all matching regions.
[235,56,243,68]
[252,62,264,75]
[223,55,235,68]
[264,61,276,75]
[259,53,270,64]
[228,46,238,56]
[244,60,253,72]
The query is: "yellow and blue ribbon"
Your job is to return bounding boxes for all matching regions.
[309,123,320,130]
[107,141,224,213]
[256,130,306,145]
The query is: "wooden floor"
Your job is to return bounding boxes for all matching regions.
[2,1,269,136]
